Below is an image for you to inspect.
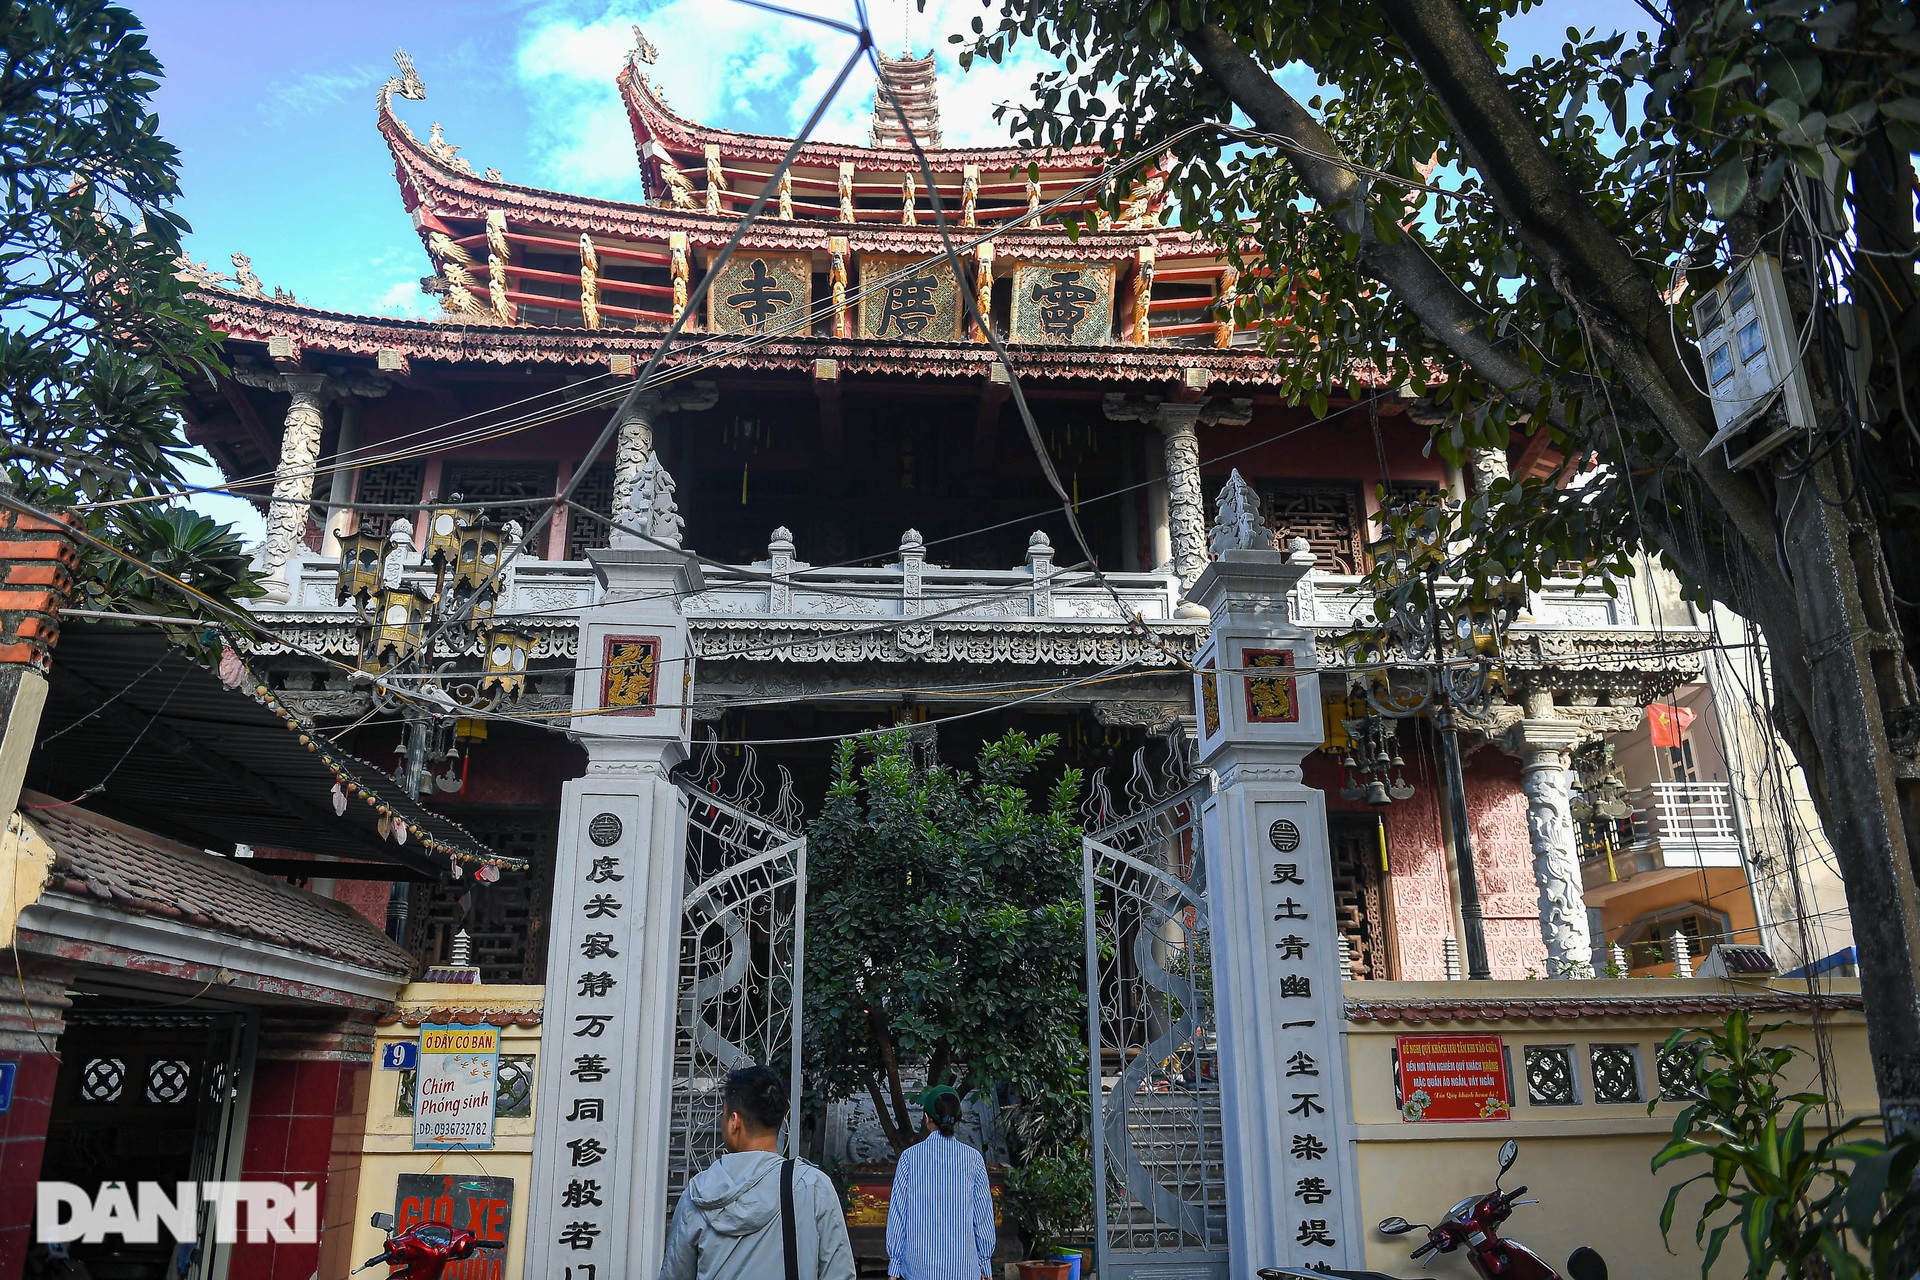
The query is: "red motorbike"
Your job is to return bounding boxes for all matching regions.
[1260,1140,1607,1280]
[352,1211,480,1280]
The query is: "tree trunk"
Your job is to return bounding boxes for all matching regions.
[1180,7,1920,1134]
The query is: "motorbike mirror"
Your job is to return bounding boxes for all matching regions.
[369,1212,395,1232]
[1498,1139,1519,1173]
[1378,1217,1416,1235]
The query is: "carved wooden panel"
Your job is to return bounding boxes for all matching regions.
[1328,814,1391,980]
[1258,484,1365,574]
[566,462,616,560]
[442,460,557,533]
[407,809,556,983]
[353,460,425,537]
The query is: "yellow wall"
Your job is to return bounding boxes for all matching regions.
[1346,979,1875,1277]
[348,980,1875,1280]
[1594,866,1760,975]
[350,984,543,1280]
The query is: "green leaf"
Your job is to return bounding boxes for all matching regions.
[1777,111,1828,146]
[1705,158,1750,219]
[1880,97,1920,123]
[1762,49,1822,104]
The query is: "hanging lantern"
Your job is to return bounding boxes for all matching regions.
[480,627,535,700]
[424,496,481,569]
[334,529,389,607]
[451,518,504,592]
[364,585,431,671]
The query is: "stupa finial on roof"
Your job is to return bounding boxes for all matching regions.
[869,51,941,149]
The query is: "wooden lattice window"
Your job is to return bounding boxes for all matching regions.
[407,810,556,984]
[1259,484,1366,574]
[441,461,558,534]
[353,460,425,537]
[566,462,616,561]
[1328,814,1391,980]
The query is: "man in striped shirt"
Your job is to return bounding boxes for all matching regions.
[886,1086,997,1280]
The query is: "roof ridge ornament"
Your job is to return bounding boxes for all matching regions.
[632,25,658,65]
[378,49,425,118]
[1208,468,1277,555]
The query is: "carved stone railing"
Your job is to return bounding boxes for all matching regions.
[252,546,1698,682]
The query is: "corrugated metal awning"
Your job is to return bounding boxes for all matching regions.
[27,623,497,876]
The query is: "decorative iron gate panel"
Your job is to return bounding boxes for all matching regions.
[666,749,806,1218]
[1083,753,1228,1279]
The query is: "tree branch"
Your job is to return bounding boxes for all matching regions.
[1370,0,1783,576]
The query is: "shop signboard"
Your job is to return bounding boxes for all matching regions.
[394,1173,514,1280]
[1393,1033,1513,1122]
[413,1023,500,1149]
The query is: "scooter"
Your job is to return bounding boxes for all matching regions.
[1259,1139,1607,1280]
[352,1211,481,1280]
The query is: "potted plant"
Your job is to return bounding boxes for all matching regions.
[1005,1147,1094,1280]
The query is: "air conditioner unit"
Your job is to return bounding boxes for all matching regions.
[1692,253,1816,470]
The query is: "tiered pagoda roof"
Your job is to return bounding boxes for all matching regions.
[187,36,1277,382]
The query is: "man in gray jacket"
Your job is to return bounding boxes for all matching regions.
[659,1065,855,1280]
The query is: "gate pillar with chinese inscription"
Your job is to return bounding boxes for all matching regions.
[525,473,700,1280]
[1190,498,1361,1276]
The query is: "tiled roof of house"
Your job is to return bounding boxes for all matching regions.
[1344,990,1863,1024]
[383,1006,543,1027]
[24,798,416,978]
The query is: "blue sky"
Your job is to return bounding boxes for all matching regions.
[133,0,1645,537]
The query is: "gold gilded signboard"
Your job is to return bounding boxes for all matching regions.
[1009,262,1117,344]
[707,252,811,335]
[856,254,963,341]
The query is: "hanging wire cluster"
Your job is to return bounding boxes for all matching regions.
[217,644,524,873]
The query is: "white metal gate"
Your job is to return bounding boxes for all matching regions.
[666,744,807,1216]
[1083,750,1228,1279]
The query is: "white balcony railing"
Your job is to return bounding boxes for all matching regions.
[1582,781,1743,895]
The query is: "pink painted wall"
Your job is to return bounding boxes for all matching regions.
[1308,741,1546,981]
[1466,750,1551,978]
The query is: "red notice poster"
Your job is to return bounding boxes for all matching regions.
[1394,1034,1513,1122]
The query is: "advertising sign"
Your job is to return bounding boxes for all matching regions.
[413,1024,499,1149]
[1394,1034,1513,1122]
[394,1174,513,1280]
[0,1059,15,1112]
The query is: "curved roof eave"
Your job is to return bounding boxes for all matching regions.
[617,61,1107,175]
[194,288,1329,387]
[381,102,1225,261]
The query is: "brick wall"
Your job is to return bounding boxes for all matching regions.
[0,504,79,670]
[0,967,73,1280]
[230,1020,376,1280]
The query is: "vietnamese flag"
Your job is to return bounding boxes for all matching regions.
[1647,702,1697,748]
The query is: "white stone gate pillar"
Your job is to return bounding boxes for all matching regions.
[525,470,701,1280]
[1190,484,1361,1276]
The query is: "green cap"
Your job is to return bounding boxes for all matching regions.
[917,1084,960,1113]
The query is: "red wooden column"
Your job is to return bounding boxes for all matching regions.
[0,964,73,1280]
[229,1018,376,1280]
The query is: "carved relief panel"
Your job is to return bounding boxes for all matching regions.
[1008,261,1117,344]
[707,252,811,334]
[856,253,963,341]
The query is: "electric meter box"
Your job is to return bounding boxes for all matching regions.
[1692,253,1815,469]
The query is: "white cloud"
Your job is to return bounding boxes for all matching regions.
[375,279,439,318]
[258,67,385,129]
[510,0,1066,198]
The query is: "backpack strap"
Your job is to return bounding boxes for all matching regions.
[781,1157,799,1280]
